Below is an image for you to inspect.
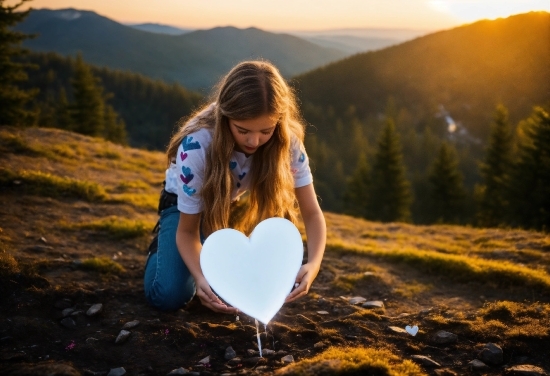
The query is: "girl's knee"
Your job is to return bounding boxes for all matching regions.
[145,281,195,311]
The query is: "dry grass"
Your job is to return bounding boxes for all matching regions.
[70,216,153,239]
[79,256,125,274]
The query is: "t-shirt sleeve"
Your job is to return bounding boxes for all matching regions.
[291,138,313,188]
[176,132,207,214]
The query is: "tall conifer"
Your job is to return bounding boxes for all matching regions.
[428,142,466,223]
[366,117,411,222]
[343,153,370,218]
[508,107,550,231]
[477,104,513,227]
[0,0,36,126]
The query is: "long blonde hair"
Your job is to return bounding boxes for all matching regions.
[166,61,305,236]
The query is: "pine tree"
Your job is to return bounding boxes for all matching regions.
[103,104,127,145]
[55,87,72,130]
[0,0,36,126]
[366,117,411,222]
[343,153,370,218]
[477,104,513,227]
[428,142,466,223]
[508,107,550,231]
[71,54,105,136]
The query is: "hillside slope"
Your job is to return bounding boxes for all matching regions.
[15,8,348,90]
[1,127,549,375]
[295,12,550,139]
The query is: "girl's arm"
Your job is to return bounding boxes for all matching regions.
[286,183,326,302]
[176,212,237,314]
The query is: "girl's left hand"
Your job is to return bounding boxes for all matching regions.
[285,262,320,303]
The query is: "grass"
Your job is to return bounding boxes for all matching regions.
[73,216,153,239]
[277,346,424,376]
[79,256,125,274]
[0,168,107,201]
[0,132,43,156]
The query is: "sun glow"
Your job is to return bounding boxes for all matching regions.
[428,0,550,22]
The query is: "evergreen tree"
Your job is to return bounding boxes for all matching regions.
[477,104,513,227]
[366,117,411,222]
[55,87,72,130]
[428,142,466,223]
[71,53,105,137]
[103,104,127,145]
[343,153,370,218]
[0,0,36,126]
[508,107,550,231]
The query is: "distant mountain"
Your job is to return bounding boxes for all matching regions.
[15,8,349,90]
[127,22,192,35]
[295,12,550,140]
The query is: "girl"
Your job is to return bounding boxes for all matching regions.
[144,60,326,313]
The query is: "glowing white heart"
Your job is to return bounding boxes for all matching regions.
[406,325,419,336]
[200,218,303,325]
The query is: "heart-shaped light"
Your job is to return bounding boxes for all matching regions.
[406,325,419,336]
[200,218,303,324]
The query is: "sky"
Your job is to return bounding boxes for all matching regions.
[7,0,550,31]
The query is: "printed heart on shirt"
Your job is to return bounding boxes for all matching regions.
[238,172,246,180]
[180,166,194,184]
[229,161,237,170]
[180,152,187,161]
[200,218,303,325]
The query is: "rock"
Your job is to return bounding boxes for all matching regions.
[348,296,367,305]
[167,368,189,375]
[281,355,295,364]
[478,343,503,365]
[62,308,75,317]
[317,311,330,315]
[55,299,73,310]
[60,317,76,329]
[225,346,237,360]
[263,349,276,356]
[469,359,490,371]
[505,365,548,376]
[87,303,103,317]
[40,236,47,243]
[107,368,126,376]
[362,301,384,309]
[198,356,210,364]
[419,308,433,315]
[387,326,408,334]
[397,313,411,318]
[314,342,325,349]
[115,330,131,344]
[227,357,241,366]
[243,356,263,366]
[433,330,458,344]
[411,355,441,367]
[85,337,99,344]
[363,272,375,276]
[246,349,258,356]
[28,245,54,252]
[122,320,140,329]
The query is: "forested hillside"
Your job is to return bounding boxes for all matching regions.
[15,8,348,90]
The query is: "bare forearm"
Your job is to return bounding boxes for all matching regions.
[303,210,326,269]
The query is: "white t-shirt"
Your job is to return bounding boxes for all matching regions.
[164,127,313,214]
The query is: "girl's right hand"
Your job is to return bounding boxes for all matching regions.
[195,278,238,314]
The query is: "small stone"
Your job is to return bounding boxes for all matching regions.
[363,272,375,276]
[433,330,458,344]
[246,349,258,356]
[387,326,408,334]
[40,237,47,243]
[411,355,441,367]
[362,301,384,309]
[281,355,294,364]
[62,308,75,317]
[243,356,263,365]
[167,367,189,375]
[397,313,411,318]
[122,320,140,329]
[107,368,126,376]
[505,365,548,376]
[263,349,276,356]
[317,311,329,315]
[86,337,99,344]
[469,359,490,371]
[60,317,76,329]
[198,356,210,364]
[478,343,503,365]
[314,342,325,349]
[115,330,131,344]
[419,308,433,315]
[225,346,237,360]
[87,303,103,317]
[348,296,367,305]
[227,357,241,366]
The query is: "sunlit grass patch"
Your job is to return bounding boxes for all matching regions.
[332,272,371,292]
[0,168,107,201]
[113,180,151,193]
[108,193,158,210]
[393,281,433,299]
[276,346,424,376]
[327,240,550,291]
[74,216,153,239]
[0,132,43,156]
[79,256,125,274]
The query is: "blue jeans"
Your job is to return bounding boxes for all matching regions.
[143,205,200,311]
